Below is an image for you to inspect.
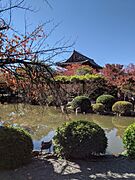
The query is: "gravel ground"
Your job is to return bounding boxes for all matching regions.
[0,155,135,180]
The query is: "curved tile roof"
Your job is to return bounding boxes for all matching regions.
[57,50,102,69]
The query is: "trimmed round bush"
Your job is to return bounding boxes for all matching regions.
[92,103,105,114]
[123,123,135,158]
[112,101,133,115]
[54,120,107,159]
[96,94,115,111]
[71,96,91,113]
[0,126,33,169]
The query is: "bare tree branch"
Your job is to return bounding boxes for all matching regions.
[43,0,53,10]
[0,0,33,13]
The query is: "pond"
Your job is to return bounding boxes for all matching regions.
[0,103,135,155]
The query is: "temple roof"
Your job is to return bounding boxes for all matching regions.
[56,50,102,69]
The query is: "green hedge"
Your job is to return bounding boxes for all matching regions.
[96,94,115,111]
[0,126,33,169]
[54,74,104,83]
[123,123,135,158]
[54,120,107,159]
[71,96,91,113]
[112,101,133,115]
[92,103,105,113]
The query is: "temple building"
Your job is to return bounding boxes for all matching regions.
[56,50,102,70]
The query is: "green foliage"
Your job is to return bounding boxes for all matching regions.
[96,94,115,111]
[123,123,135,158]
[92,103,105,113]
[54,75,109,101]
[0,126,33,169]
[76,66,93,75]
[55,74,104,83]
[47,95,55,106]
[54,120,107,159]
[71,96,91,113]
[112,101,133,115]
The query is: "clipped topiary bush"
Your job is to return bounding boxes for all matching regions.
[96,94,115,111]
[54,120,107,159]
[112,101,133,116]
[0,126,33,169]
[92,103,105,114]
[123,123,135,158]
[71,96,91,113]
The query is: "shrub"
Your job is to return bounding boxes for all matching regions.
[47,95,55,106]
[71,96,91,113]
[123,123,135,158]
[55,74,104,83]
[92,103,105,114]
[0,126,33,169]
[76,66,94,75]
[96,94,115,111]
[112,101,133,115]
[54,120,107,159]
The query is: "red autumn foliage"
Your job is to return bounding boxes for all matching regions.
[57,64,96,76]
[101,63,135,94]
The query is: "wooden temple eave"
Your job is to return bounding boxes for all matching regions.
[56,50,102,69]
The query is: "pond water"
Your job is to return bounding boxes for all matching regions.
[0,103,135,155]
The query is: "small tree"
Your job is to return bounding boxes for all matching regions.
[112,101,133,116]
[92,103,105,114]
[0,0,71,105]
[57,64,96,76]
[96,94,115,111]
[76,65,95,75]
[71,96,91,113]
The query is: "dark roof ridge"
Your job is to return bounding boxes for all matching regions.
[72,50,95,62]
[56,50,102,69]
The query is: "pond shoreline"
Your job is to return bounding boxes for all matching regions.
[0,154,135,180]
[0,104,135,155]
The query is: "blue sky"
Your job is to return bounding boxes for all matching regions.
[10,0,135,66]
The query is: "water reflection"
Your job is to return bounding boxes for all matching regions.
[33,130,55,152]
[106,128,124,154]
[0,104,135,154]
